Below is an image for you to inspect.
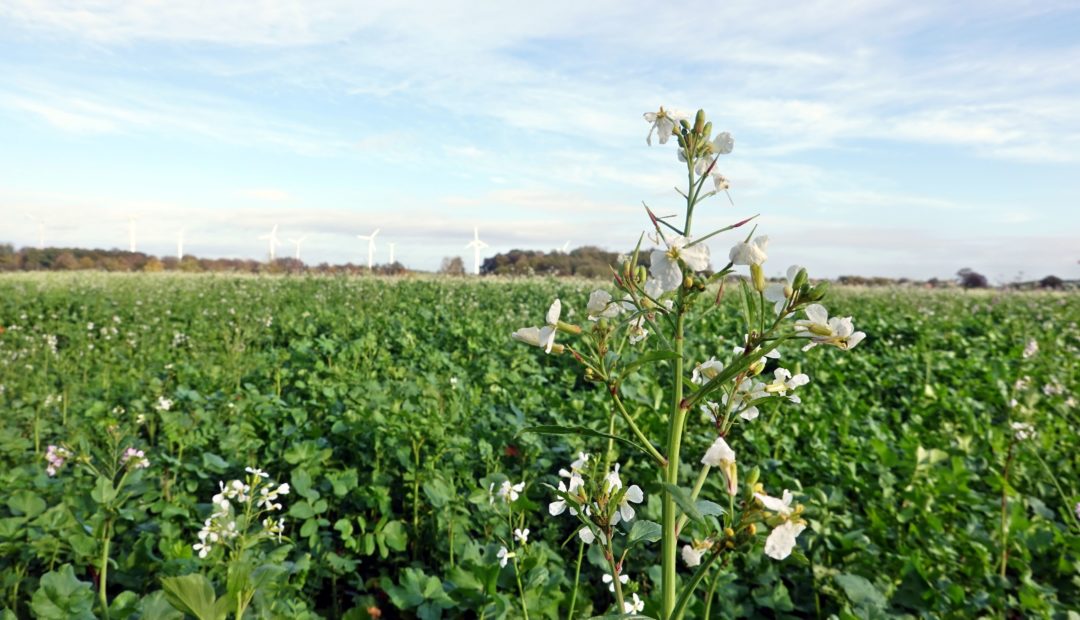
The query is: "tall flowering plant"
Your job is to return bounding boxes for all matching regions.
[513,107,864,618]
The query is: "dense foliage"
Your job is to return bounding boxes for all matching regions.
[0,273,1076,618]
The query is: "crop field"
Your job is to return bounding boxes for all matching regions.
[0,272,1077,619]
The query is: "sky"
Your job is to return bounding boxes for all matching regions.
[0,1,1078,281]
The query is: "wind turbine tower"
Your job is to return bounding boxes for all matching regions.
[357,229,380,269]
[388,242,396,264]
[259,224,281,261]
[127,217,139,252]
[177,229,185,260]
[465,227,489,276]
[288,235,309,261]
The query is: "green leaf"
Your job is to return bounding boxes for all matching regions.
[200,452,229,473]
[91,475,118,505]
[662,483,703,522]
[835,573,887,611]
[619,350,680,377]
[695,500,725,518]
[138,591,185,620]
[520,425,660,464]
[161,573,225,620]
[423,477,454,508]
[108,590,141,620]
[627,519,662,546]
[30,565,96,620]
[381,519,408,552]
[7,490,46,518]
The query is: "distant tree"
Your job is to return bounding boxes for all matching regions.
[143,258,164,272]
[54,252,79,271]
[440,256,466,276]
[957,268,989,289]
[1039,275,1063,290]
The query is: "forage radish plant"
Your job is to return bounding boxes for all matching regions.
[513,106,865,619]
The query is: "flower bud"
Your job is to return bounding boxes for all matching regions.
[745,466,760,489]
[703,121,712,140]
[723,527,735,538]
[725,539,736,549]
[635,265,647,285]
[683,275,694,289]
[806,281,829,301]
[792,268,808,292]
[747,523,757,536]
[753,482,764,494]
[694,109,706,135]
[750,264,766,293]
[679,118,692,132]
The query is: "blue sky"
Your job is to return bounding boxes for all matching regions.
[1,1,1078,280]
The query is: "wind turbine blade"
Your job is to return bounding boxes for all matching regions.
[371,229,380,238]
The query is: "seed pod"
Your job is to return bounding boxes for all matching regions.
[745,466,760,489]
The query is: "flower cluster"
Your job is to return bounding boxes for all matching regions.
[120,447,150,469]
[795,304,866,351]
[547,456,644,547]
[754,489,807,560]
[193,470,289,559]
[45,444,72,476]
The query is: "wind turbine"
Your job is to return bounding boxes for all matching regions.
[388,242,396,264]
[357,229,379,269]
[465,227,489,276]
[258,224,281,261]
[177,229,185,260]
[127,216,139,252]
[561,240,570,253]
[24,215,44,249]
[288,235,309,261]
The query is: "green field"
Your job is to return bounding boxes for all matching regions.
[1,273,1077,619]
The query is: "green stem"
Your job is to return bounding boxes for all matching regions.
[662,307,687,619]
[999,441,1015,578]
[676,465,711,535]
[99,520,113,619]
[671,548,724,620]
[702,565,723,619]
[610,391,666,466]
[512,557,530,620]
[1030,450,1080,533]
[568,541,585,619]
[606,543,626,616]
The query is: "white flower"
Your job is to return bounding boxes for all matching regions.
[512,326,555,350]
[795,304,866,351]
[611,485,644,525]
[719,377,768,422]
[643,107,688,146]
[1022,339,1038,359]
[650,235,710,293]
[549,480,572,516]
[513,528,529,544]
[245,467,269,478]
[755,489,795,517]
[155,396,173,412]
[578,527,606,545]
[604,463,623,493]
[682,544,704,567]
[764,265,802,314]
[498,480,525,503]
[692,357,724,386]
[497,546,515,568]
[1011,421,1035,441]
[709,132,734,155]
[764,521,806,560]
[729,236,769,266]
[763,368,810,403]
[701,437,737,496]
[627,316,649,344]
[121,447,150,469]
[624,592,645,614]
[587,290,622,320]
[569,451,590,473]
[602,572,629,592]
